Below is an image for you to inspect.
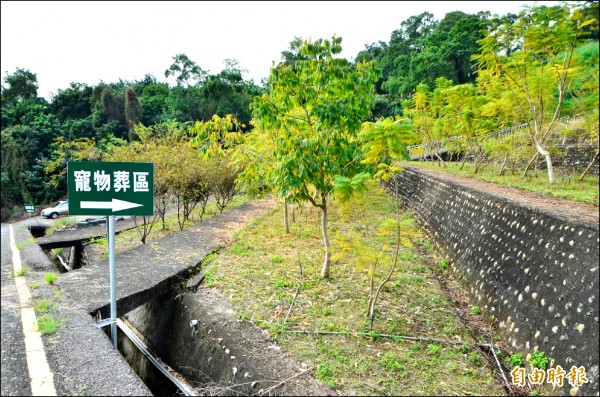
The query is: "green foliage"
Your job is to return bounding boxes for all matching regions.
[438,259,449,273]
[379,353,407,373]
[13,266,30,277]
[474,3,595,183]
[507,353,524,367]
[2,3,596,219]
[33,299,52,313]
[469,351,482,365]
[470,306,481,314]
[164,53,207,87]
[529,351,549,369]
[194,36,380,279]
[1,67,39,104]
[428,344,442,355]
[251,34,379,206]
[332,172,372,204]
[44,272,57,285]
[359,116,417,181]
[37,314,64,335]
[316,363,335,387]
[45,217,79,237]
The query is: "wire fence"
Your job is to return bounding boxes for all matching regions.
[407,114,589,160]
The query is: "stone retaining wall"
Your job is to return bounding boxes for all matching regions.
[554,145,599,176]
[387,167,599,396]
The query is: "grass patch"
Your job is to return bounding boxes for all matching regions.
[33,299,53,313]
[13,266,30,277]
[44,272,58,285]
[37,314,64,335]
[210,180,504,396]
[45,217,79,236]
[406,161,599,206]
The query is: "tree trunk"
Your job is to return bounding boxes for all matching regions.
[499,154,508,176]
[319,200,332,279]
[579,150,599,181]
[473,149,485,174]
[535,140,555,184]
[522,152,539,178]
[284,197,290,234]
[434,152,446,167]
[460,151,470,170]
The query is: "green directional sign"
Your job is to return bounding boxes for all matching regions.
[67,161,154,216]
[24,204,35,213]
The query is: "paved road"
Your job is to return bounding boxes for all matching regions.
[0,198,271,396]
[0,223,32,396]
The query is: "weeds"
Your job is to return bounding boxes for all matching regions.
[529,351,549,369]
[210,180,504,396]
[44,272,57,285]
[13,266,30,277]
[37,314,64,334]
[438,259,449,273]
[507,353,524,367]
[33,299,52,313]
[408,161,599,206]
[45,217,79,236]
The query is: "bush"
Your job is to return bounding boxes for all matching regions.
[507,353,524,367]
[529,351,549,369]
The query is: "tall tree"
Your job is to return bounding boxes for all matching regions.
[49,82,93,122]
[252,36,379,279]
[474,3,595,183]
[1,67,38,104]
[164,53,207,87]
[124,87,142,139]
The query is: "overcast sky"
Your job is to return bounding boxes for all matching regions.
[1,1,561,100]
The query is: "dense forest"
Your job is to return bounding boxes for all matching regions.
[1,2,598,221]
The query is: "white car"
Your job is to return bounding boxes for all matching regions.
[41,200,69,219]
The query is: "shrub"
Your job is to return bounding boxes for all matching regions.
[507,353,524,367]
[529,351,549,369]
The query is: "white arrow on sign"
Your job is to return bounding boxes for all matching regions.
[80,198,143,212]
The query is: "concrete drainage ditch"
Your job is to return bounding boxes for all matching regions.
[101,286,331,396]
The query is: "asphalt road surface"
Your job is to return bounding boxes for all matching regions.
[1,223,32,396]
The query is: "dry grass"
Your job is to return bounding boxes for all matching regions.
[206,180,506,396]
[406,160,599,206]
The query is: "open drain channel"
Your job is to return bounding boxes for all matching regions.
[94,318,195,396]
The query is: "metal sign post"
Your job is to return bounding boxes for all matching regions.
[24,204,35,232]
[108,215,117,347]
[67,161,154,349]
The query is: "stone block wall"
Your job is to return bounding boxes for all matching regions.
[553,145,599,176]
[387,167,599,396]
